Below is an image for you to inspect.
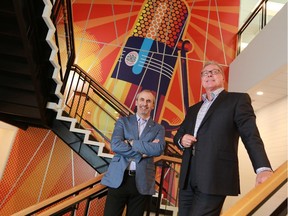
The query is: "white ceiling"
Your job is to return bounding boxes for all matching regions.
[247,69,287,111]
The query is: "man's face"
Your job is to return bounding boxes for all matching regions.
[201,64,225,92]
[135,92,155,118]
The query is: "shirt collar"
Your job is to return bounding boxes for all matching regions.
[136,114,149,122]
[202,88,224,101]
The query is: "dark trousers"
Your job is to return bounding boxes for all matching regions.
[103,172,151,216]
[178,156,226,216]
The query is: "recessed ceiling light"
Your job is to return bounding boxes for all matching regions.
[256,91,264,95]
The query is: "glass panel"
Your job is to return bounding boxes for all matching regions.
[238,0,287,54]
[239,0,260,28]
[62,66,132,155]
[239,11,262,52]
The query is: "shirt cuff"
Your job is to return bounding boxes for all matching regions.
[178,138,185,150]
[256,167,273,174]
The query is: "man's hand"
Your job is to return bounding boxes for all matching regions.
[142,139,160,158]
[255,171,273,186]
[181,134,197,148]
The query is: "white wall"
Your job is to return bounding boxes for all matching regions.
[0,121,18,179]
[223,96,287,214]
[229,3,287,93]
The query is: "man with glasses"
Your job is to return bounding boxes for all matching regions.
[174,61,273,216]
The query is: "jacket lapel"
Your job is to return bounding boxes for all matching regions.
[131,115,140,139]
[190,102,203,134]
[198,90,228,129]
[140,118,154,138]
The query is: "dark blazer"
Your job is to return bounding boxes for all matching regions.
[173,90,271,196]
[101,114,166,195]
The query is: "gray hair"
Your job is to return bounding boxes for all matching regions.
[202,60,224,74]
[136,90,155,104]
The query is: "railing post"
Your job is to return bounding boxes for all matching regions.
[155,159,166,216]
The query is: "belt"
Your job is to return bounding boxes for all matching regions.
[125,170,136,176]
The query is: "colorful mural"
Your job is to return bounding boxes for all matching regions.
[0,127,103,215]
[72,0,239,137]
[0,0,240,214]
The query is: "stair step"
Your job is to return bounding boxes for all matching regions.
[0,38,26,57]
[0,86,38,106]
[0,74,34,91]
[0,55,30,75]
[0,1,15,12]
[52,118,112,173]
[0,101,41,118]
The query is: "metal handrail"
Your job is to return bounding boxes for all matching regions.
[222,160,288,215]
[13,159,287,216]
[12,156,181,216]
[237,0,267,54]
[12,174,105,216]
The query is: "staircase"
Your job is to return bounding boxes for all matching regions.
[0,0,57,130]
[0,0,122,174]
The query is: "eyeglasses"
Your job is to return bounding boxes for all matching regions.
[201,69,222,77]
